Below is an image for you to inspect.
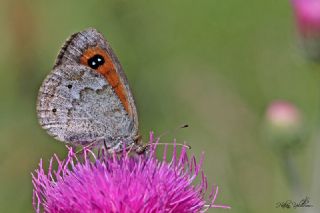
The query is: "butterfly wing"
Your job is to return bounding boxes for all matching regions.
[37,28,140,149]
[37,64,136,147]
[54,28,139,133]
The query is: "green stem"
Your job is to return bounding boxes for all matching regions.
[281,150,302,199]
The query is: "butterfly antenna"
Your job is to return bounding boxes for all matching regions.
[141,124,191,152]
[144,142,191,150]
[156,124,189,139]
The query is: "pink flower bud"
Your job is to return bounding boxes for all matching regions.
[265,101,303,149]
[292,0,320,60]
[266,101,301,130]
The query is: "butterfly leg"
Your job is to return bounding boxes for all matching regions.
[103,139,110,152]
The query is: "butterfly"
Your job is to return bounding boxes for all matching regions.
[36,28,143,153]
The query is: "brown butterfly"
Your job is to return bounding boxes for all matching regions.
[37,28,143,153]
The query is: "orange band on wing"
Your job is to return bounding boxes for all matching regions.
[80,47,131,116]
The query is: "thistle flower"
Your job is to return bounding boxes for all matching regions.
[292,0,320,60]
[266,100,301,130]
[265,100,303,149]
[265,101,304,197]
[32,133,230,213]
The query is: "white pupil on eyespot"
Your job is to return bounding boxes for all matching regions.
[97,58,102,62]
[92,61,96,65]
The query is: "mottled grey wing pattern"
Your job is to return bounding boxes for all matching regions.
[54,28,138,131]
[37,64,135,147]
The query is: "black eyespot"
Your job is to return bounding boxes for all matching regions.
[88,54,105,69]
[67,84,72,89]
[52,108,57,113]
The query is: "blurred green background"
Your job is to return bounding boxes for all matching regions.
[1,0,320,212]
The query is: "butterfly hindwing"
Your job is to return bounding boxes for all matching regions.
[37,64,135,146]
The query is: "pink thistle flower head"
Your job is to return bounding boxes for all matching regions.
[32,133,230,213]
[292,0,320,60]
[292,0,320,37]
[265,101,303,149]
[266,101,301,130]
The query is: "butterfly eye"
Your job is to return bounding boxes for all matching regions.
[88,54,105,69]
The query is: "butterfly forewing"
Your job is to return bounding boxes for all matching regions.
[37,64,135,147]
